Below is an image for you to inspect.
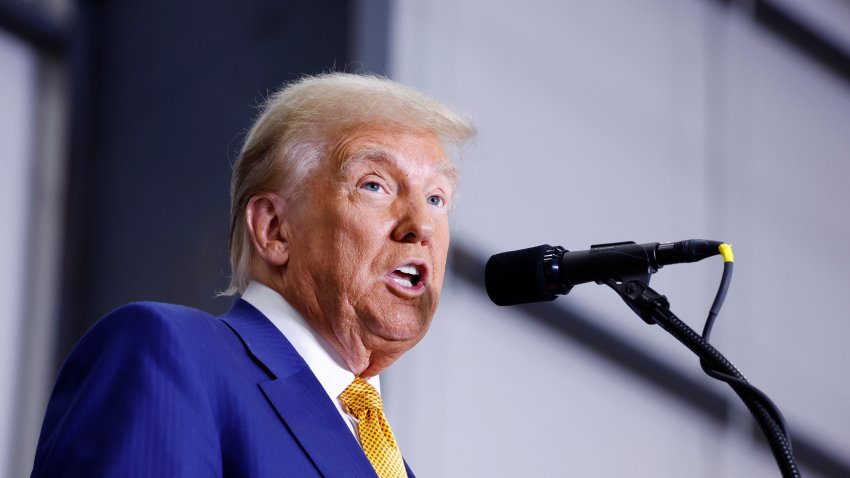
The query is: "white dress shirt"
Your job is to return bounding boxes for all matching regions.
[240,280,380,437]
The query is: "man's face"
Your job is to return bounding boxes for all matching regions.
[279,125,454,375]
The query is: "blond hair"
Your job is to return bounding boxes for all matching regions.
[224,73,476,295]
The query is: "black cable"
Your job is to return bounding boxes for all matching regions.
[699,260,793,444]
[702,261,733,341]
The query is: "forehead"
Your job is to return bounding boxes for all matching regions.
[331,126,457,184]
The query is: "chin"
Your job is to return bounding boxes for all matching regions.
[366,312,431,343]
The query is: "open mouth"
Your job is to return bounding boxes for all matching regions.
[389,264,423,288]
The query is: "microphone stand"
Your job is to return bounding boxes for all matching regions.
[605,278,801,478]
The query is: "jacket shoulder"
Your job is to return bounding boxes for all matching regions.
[83,301,228,344]
[31,301,232,476]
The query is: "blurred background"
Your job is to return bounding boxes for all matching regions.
[2,0,849,476]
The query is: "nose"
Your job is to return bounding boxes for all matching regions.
[391,196,434,244]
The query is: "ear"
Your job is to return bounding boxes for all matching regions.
[245,193,289,267]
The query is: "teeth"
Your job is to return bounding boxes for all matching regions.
[392,277,413,287]
[395,264,420,277]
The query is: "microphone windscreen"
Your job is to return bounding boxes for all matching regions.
[485,244,558,306]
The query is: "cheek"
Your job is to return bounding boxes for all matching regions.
[332,213,392,278]
[346,207,395,245]
[432,221,452,264]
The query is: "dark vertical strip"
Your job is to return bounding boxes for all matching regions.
[56,0,100,370]
[55,0,353,371]
[348,0,391,75]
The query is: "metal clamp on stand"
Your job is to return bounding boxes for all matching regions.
[607,279,668,326]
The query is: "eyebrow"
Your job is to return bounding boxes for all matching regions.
[339,145,458,185]
[338,145,395,172]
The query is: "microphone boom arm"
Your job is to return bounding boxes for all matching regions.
[605,278,801,478]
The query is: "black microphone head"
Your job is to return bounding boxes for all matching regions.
[485,244,558,306]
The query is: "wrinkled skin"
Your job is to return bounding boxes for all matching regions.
[248,126,454,377]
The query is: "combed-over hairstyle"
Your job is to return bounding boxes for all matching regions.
[223,73,476,295]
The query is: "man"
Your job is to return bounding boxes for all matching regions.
[31,73,476,477]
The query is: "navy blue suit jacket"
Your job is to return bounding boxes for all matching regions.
[32,300,415,477]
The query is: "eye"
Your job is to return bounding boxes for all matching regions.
[427,195,445,207]
[361,181,384,193]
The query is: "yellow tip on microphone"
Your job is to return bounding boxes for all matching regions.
[719,243,734,263]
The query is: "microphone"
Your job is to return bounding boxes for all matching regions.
[485,240,723,306]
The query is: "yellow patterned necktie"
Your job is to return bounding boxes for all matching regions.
[339,377,408,478]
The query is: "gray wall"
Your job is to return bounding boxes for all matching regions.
[383,1,850,476]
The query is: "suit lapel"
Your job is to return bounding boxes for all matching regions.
[221,300,377,478]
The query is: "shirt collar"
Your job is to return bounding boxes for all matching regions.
[240,281,381,401]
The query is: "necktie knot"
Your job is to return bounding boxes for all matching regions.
[339,377,384,417]
[338,377,408,478]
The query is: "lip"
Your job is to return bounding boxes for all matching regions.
[383,259,430,297]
